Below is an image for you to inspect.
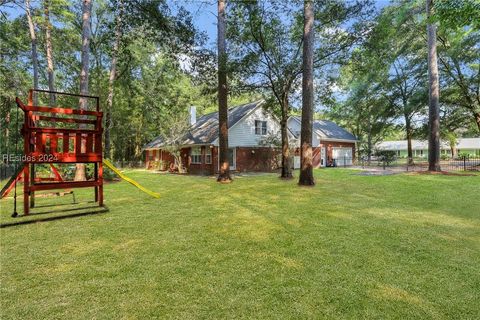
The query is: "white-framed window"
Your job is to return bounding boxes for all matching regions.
[191,147,202,164]
[255,120,267,135]
[205,147,212,164]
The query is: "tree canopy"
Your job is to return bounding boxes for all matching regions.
[0,0,478,165]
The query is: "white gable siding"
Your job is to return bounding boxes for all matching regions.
[227,107,281,147]
[287,117,320,147]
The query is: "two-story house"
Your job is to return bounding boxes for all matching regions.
[144,100,357,174]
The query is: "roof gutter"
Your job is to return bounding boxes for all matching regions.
[144,143,215,151]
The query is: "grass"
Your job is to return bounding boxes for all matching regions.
[1,169,479,319]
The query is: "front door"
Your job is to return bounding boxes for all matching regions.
[321,147,326,167]
[229,148,236,170]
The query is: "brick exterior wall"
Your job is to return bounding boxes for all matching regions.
[186,146,215,175]
[146,142,354,174]
[145,149,175,170]
[235,147,280,172]
[145,146,279,174]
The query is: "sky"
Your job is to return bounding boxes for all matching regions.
[2,0,392,48]
[169,1,218,49]
[0,1,217,48]
[168,0,393,110]
[170,0,392,49]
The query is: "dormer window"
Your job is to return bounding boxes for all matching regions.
[255,120,267,135]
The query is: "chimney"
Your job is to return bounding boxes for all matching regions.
[190,106,196,125]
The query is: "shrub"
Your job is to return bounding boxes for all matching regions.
[103,166,117,181]
[375,150,396,165]
[457,152,470,159]
[157,160,170,171]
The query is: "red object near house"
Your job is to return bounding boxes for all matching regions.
[15,89,103,215]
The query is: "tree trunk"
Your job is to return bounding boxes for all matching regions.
[450,144,457,158]
[26,0,38,105]
[43,0,55,105]
[217,0,231,183]
[173,152,183,173]
[79,0,92,107]
[74,0,92,181]
[280,96,293,179]
[105,0,123,159]
[299,0,315,186]
[405,115,414,165]
[474,111,480,133]
[367,131,372,164]
[5,110,10,167]
[426,0,441,171]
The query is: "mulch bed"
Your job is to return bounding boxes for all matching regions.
[356,171,400,176]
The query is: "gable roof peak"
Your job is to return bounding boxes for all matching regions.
[144,100,266,149]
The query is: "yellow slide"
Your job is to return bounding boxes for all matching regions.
[103,159,160,198]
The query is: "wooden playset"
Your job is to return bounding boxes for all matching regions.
[1,89,160,218]
[14,89,103,216]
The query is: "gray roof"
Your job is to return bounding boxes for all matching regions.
[292,116,357,141]
[144,100,264,149]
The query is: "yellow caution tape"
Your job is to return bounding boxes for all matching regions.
[103,159,160,198]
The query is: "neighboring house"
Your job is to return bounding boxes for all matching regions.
[376,138,480,157]
[287,116,357,167]
[143,100,285,175]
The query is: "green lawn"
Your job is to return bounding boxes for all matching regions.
[1,169,479,319]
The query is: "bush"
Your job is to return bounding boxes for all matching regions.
[59,164,77,180]
[441,154,450,160]
[374,150,396,165]
[31,163,117,181]
[157,160,170,171]
[103,167,117,181]
[457,152,471,160]
[149,160,159,170]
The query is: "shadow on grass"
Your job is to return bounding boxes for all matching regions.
[0,205,109,228]
[32,200,97,209]
[31,205,102,216]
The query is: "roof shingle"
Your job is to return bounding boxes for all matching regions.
[291,116,357,141]
[144,100,264,149]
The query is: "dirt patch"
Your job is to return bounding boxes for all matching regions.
[406,171,477,177]
[104,178,121,184]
